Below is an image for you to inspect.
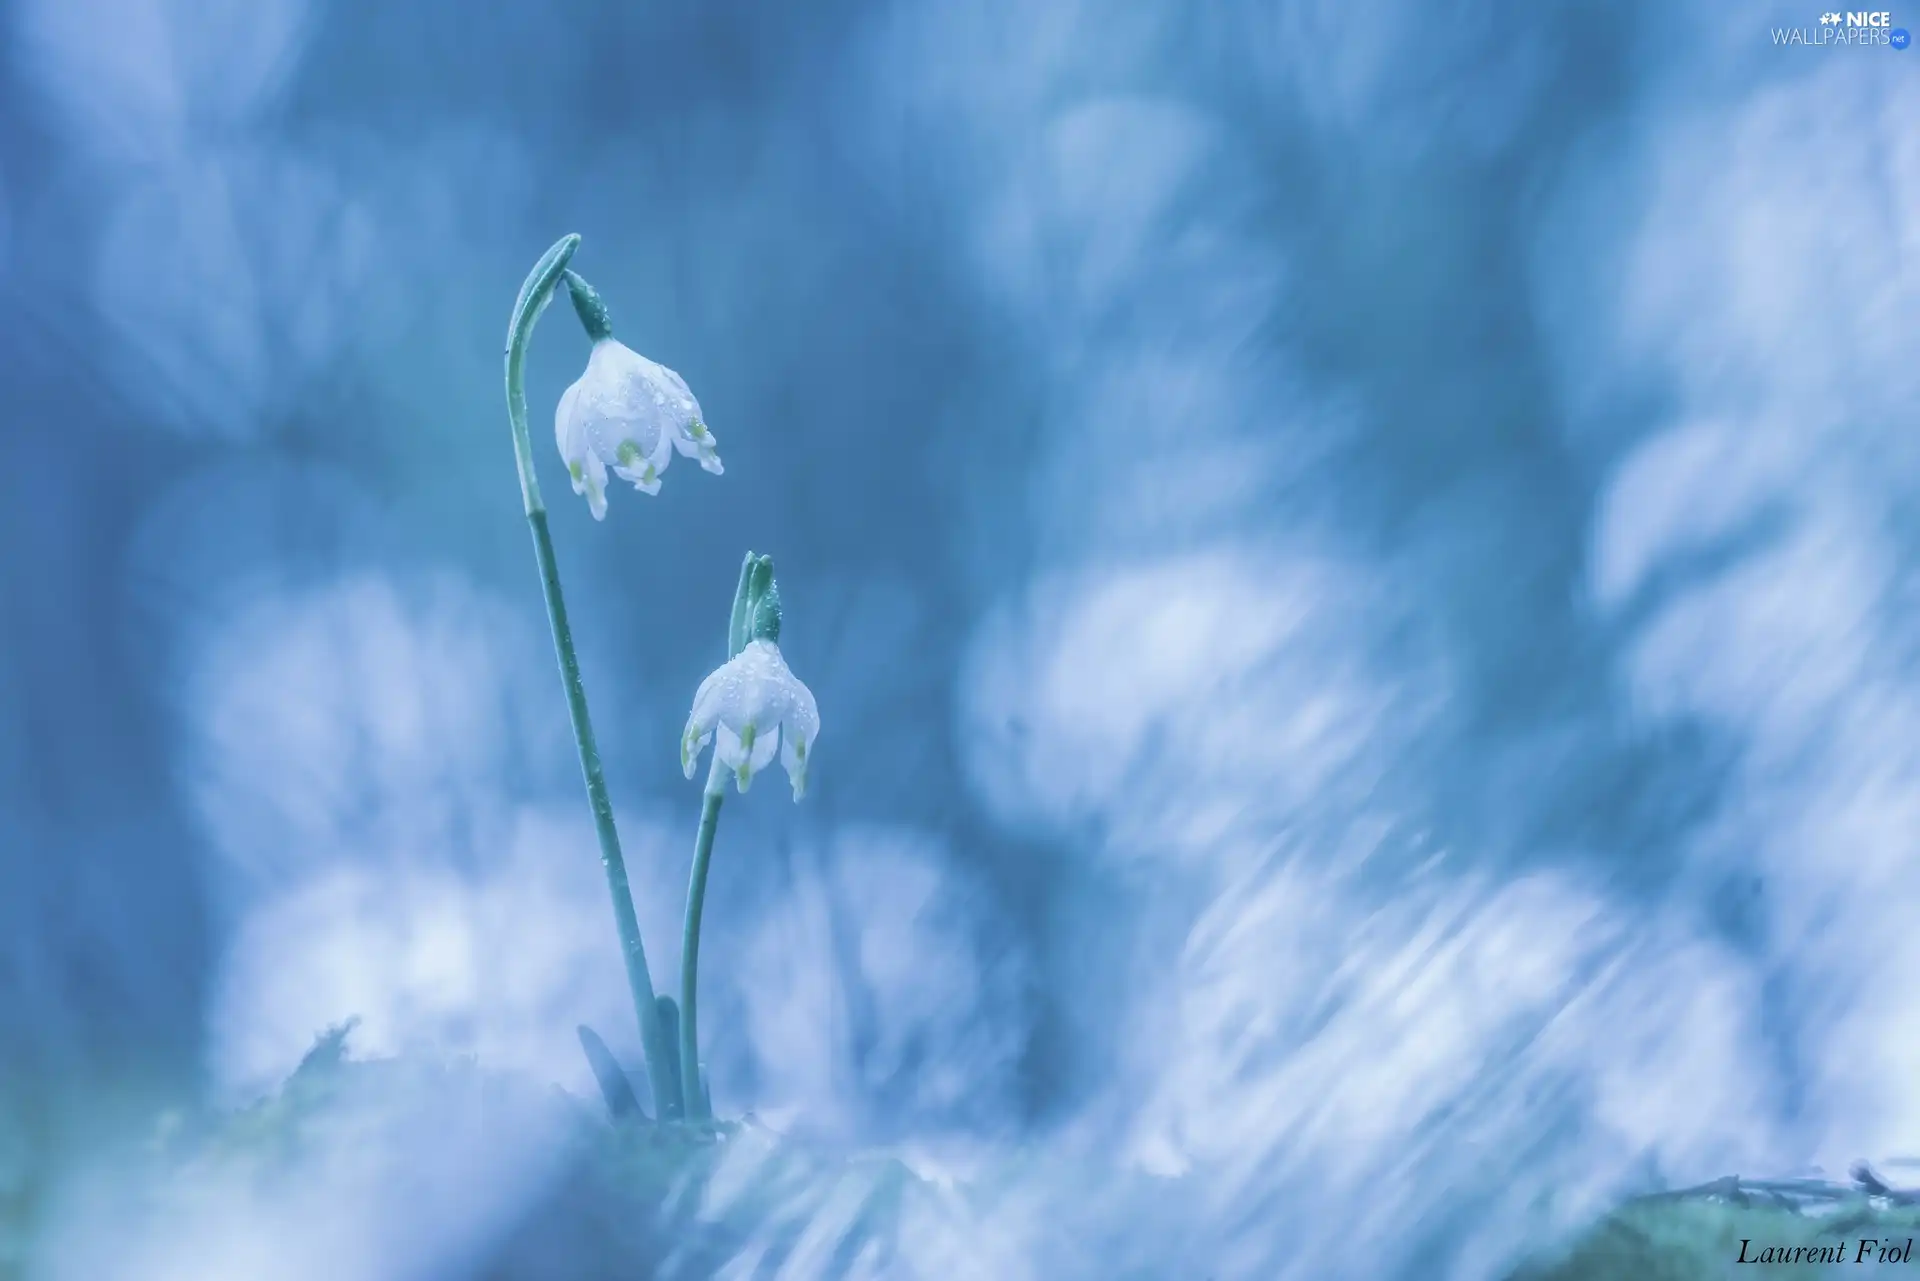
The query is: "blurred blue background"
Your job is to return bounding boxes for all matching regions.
[3,0,1918,1276]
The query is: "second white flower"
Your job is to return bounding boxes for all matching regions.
[681,639,819,798]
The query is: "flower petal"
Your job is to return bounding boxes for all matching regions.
[714,724,755,792]
[617,455,662,495]
[686,664,732,739]
[583,450,608,521]
[672,419,724,476]
[555,379,587,465]
[578,344,664,466]
[612,429,675,495]
[780,677,819,801]
[747,722,779,772]
[713,719,780,793]
[680,724,714,780]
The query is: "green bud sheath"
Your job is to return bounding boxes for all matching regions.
[563,268,615,343]
[746,555,774,611]
[749,579,782,644]
[727,550,758,660]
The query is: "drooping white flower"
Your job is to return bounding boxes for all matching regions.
[553,339,722,520]
[680,639,819,798]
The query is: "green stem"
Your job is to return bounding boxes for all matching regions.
[676,552,758,1121]
[679,765,726,1119]
[504,233,676,1119]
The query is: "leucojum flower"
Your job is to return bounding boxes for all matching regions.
[502,234,816,1130]
[552,269,723,520]
[498,233,728,1122]
[675,552,817,1120]
[680,559,819,798]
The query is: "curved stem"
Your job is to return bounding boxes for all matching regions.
[679,762,726,1119]
[504,234,577,516]
[505,234,676,1118]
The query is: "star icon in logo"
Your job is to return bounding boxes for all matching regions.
[1820,10,1842,22]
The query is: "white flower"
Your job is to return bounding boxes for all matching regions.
[680,639,819,798]
[554,339,723,520]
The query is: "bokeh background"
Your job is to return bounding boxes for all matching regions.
[2,0,1918,1276]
